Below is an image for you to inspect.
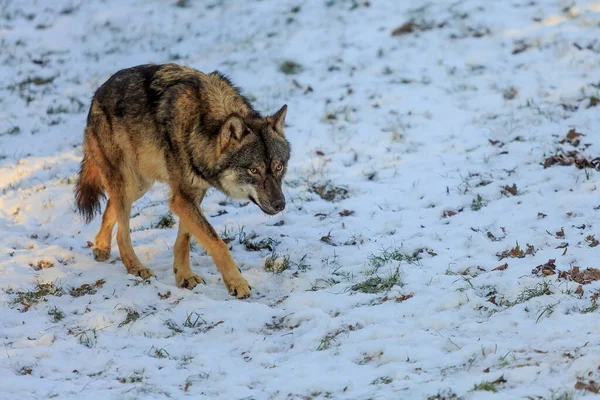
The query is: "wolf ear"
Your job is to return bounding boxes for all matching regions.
[269,104,287,136]
[219,114,247,153]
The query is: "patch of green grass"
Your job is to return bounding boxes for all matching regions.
[70,279,105,297]
[351,267,402,294]
[317,331,340,351]
[18,76,56,87]
[369,247,421,269]
[117,370,145,384]
[46,105,70,115]
[118,307,140,327]
[317,324,361,351]
[310,253,354,290]
[1,126,21,136]
[155,212,176,229]
[472,375,505,393]
[473,382,497,392]
[578,304,599,314]
[290,253,310,271]
[220,224,243,243]
[471,194,487,211]
[148,346,170,359]
[371,376,393,385]
[164,319,183,334]
[279,60,303,75]
[427,390,460,400]
[241,233,280,251]
[514,281,551,304]
[179,354,195,367]
[310,277,341,291]
[548,391,574,400]
[48,306,65,322]
[264,253,291,273]
[308,181,349,202]
[536,302,560,323]
[220,226,279,251]
[75,329,98,348]
[183,311,206,328]
[10,282,64,311]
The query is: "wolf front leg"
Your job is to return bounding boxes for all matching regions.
[173,221,206,289]
[169,191,251,299]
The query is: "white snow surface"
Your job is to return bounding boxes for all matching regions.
[1,0,600,399]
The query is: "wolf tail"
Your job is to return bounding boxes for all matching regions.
[74,152,105,224]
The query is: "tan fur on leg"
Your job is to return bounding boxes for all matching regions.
[173,221,205,289]
[170,192,250,298]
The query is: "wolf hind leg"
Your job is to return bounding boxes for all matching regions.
[93,181,151,263]
[112,192,154,279]
[92,198,117,261]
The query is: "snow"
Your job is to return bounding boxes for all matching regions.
[1,0,600,398]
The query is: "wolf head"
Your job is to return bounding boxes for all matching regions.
[216,105,291,215]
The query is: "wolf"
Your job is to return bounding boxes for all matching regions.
[74,63,290,299]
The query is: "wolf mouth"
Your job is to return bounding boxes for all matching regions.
[248,196,278,215]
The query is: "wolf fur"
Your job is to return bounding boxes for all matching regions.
[74,63,290,299]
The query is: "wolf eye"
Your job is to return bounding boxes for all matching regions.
[248,168,259,174]
[275,165,283,172]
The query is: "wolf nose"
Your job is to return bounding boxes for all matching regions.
[272,199,285,212]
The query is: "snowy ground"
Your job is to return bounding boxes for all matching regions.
[1,0,600,398]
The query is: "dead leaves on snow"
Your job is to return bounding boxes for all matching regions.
[543,151,600,170]
[531,259,557,276]
[561,267,600,285]
[497,243,536,260]
[543,128,600,170]
[585,235,599,247]
[575,380,600,394]
[531,259,600,285]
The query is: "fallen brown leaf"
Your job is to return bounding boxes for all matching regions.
[532,259,557,276]
[559,128,585,147]
[493,263,508,271]
[503,184,517,196]
[585,235,599,247]
[442,209,457,218]
[32,260,54,271]
[391,21,429,36]
[395,294,413,302]
[575,380,600,394]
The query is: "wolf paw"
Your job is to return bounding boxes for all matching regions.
[176,273,205,289]
[225,276,251,299]
[92,247,111,262]
[131,267,155,280]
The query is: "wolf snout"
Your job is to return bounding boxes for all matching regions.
[271,199,285,212]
